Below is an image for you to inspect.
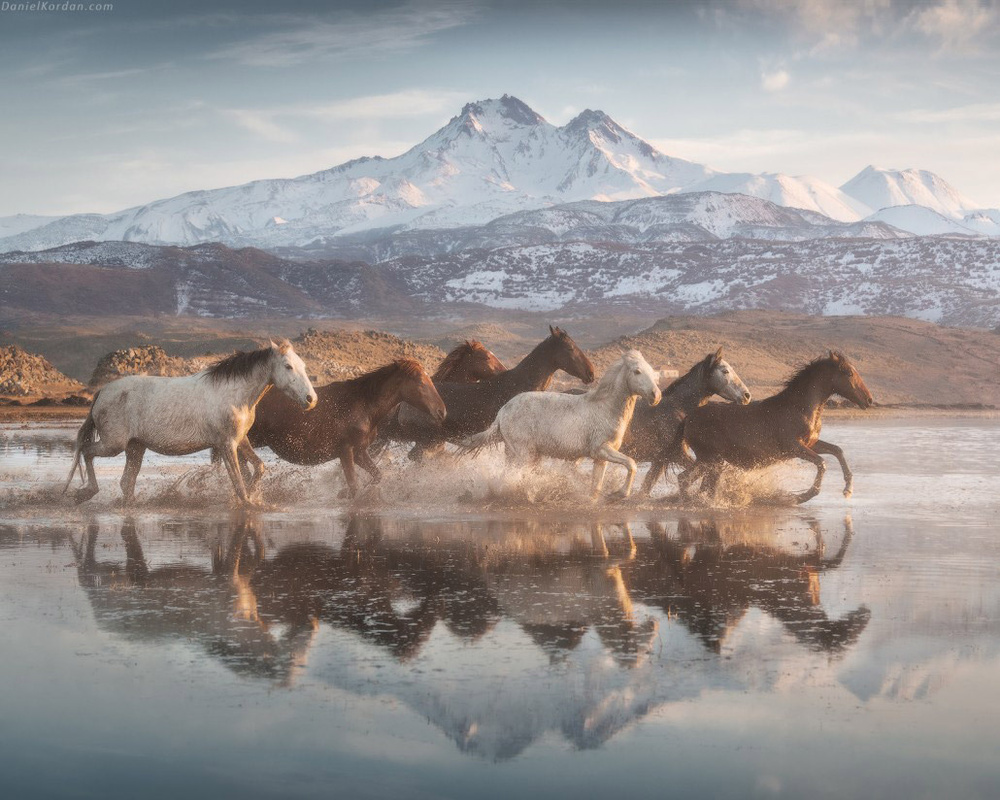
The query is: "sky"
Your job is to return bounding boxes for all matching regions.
[1,0,999,216]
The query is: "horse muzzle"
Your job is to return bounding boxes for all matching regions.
[647,389,662,407]
[301,393,317,410]
[741,390,751,405]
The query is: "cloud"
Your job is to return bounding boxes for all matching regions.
[225,109,300,144]
[897,102,1000,123]
[908,0,998,53]
[736,0,893,50]
[209,1,480,67]
[224,89,470,142]
[761,68,791,92]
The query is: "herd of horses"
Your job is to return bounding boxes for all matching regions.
[65,325,875,507]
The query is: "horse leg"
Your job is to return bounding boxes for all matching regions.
[219,441,251,505]
[75,438,123,504]
[340,446,359,499]
[595,444,638,500]
[640,460,666,496]
[354,447,383,484]
[677,461,708,501]
[590,460,608,501]
[811,439,853,498]
[793,444,827,504]
[119,440,146,506]
[237,439,266,491]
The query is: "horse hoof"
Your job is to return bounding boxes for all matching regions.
[606,491,630,504]
[843,488,853,499]
[74,487,98,505]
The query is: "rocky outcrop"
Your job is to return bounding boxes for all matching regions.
[89,345,200,389]
[293,328,446,383]
[0,345,85,396]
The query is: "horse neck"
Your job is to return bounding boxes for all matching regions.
[216,360,274,409]
[506,340,561,391]
[591,363,638,419]
[668,366,712,412]
[365,372,413,424]
[776,366,836,415]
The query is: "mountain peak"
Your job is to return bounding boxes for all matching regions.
[459,95,546,127]
[563,109,615,131]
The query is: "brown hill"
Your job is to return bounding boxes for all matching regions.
[588,311,1000,406]
[0,345,85,397]
[293,328,447,383]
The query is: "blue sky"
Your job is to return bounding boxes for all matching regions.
[1,0,999,215]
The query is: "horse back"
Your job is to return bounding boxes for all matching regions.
[684,400,815,468]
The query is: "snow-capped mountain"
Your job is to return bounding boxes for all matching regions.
[863,205,981,237]
[2,98,997,255]
[0,96,714,253]
[682,172,872,222]
[841,166,979,219]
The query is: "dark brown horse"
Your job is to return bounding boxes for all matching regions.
[384,326,595,459]
[621,348,751,496]
[432,340,507,382]
[678,352,874,504]
[243,358,446,498]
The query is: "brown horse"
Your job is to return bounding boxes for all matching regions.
[432,340,507,382]
[384,326,595,459]
[243,358,446,498]
[621,348,751,496]
[678,352,874,504]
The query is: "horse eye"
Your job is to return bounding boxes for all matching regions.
[285,364,294,370]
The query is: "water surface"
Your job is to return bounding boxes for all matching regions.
[1,416,999,799]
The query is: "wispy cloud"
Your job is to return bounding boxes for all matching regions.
[896,102,1000,123]
[761,67,791,92]
[209,1,481,67]
[224,89,470,142]
[735,0,893,51]
[908,0,998,53]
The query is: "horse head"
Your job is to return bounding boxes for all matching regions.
[396,359,447,423]
[705,347,751,404]
[828,351,874,409]
[622,349,661,407]
[461,341,506,381]
[269,340,317,410]
[547,325,596,384]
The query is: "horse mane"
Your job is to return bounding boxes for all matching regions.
[589,351,636,401]
[205,346,275,384]
[345,358,425,401]
[781,352,847,393]
[433,340,488,381]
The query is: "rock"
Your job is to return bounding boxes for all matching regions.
[89,345,199,389]
[0,345,85,397]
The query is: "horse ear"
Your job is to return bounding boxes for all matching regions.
[829,349,839,362]
[714,346,723,363]
[549,325,555,335]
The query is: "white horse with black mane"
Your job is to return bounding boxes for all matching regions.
[459,349,662,500]
[65,340,316,506]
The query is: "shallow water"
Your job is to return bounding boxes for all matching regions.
[1,417,999,799]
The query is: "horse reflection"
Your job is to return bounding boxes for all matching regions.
[72,515,315,684]
[624,515,870,654]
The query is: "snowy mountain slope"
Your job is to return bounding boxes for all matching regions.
[864,205,981,237]
[378,237,1000,327]
[0,214,64,239]
[265,192,911,264]
[3,98,997,255]
[5,237,996,328]
[682,172,871,222]
[0,96,715,253]
[841,166,979,219]
[961,209,1000,237]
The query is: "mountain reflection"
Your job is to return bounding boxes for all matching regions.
[72,511,868,757]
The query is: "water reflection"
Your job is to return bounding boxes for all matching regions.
[67,511,872,758]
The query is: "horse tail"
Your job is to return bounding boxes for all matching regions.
[64,406,97,494]
[455,418,502,457]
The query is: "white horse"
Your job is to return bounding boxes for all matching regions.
[65,341,316,506]
[459,350,662,500]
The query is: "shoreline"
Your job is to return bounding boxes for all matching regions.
[0,402,996,426]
